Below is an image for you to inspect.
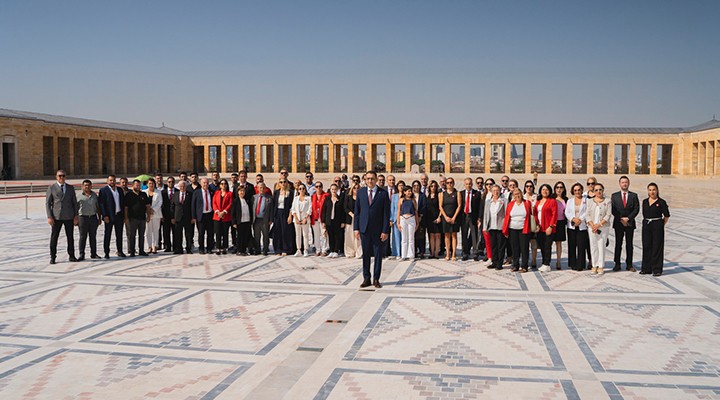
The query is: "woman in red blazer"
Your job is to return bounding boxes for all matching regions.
[503,189,537,272]
[212,179,233,255]
[533,184,558,272]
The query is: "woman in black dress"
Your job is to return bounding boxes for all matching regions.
[439,177,461,261]
[425,180,441,259]
[641,182,670,277]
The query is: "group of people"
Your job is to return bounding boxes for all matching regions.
[45,167,670,288]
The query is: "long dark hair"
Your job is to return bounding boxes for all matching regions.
[553,181,568,201]
[538,183,553,199]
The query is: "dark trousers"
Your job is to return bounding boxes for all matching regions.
[536,231,554,266]
[103,216,124,256]
[161,219,174,250]
[361,231,386,281]
[197,213,214,251]
[614,226,635,268]
[505,230,513,260]
[272,209,295,254]
[174,220,193,252]
[127,218,146,255]
[641,220,665,274]
[214,220,230,250]
[415,225,426,257]
[567,228,588,271]
[489,229,505,268]
[236,222,252,253]
[508,229,529,269]
[327,220,343,253]
[50,219,75,259]
[230,225,237,247]
[78,216,98,258]
[253,219,271,253]
[461,218,478,257]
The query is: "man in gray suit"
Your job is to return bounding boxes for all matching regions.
[46,169,79,264]
[252,182,274,256]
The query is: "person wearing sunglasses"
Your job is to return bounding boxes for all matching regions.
[439,177,461,261]
[291,184,313,257]
[482,184,506,269]
[212,179,233,255]
[553,181,568,270]
[641,183,670,277]
[523,180,539,269]
[611,175,639,272]
[534,184,558,273]
[586,183,612,275]
[311,182,329,256]
[272,179,295,256]
[565,183,588,271]
[583,177,597,268]
[479,178,496,262]
[46,169,79,264]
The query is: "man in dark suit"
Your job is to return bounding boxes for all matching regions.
[46,169,79,264]
[236,170,255,250]
[160,177,175,252]
[611,175,639,272]
[171,180,194,254]
[154,173,166,249]
[191,177,215,254]
[99,174,127,259]
[354,170,391,288]
[460,177,482,261]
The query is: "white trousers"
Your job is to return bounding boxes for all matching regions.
[588,229,608,268]
[294,222,313,253]
[400,216,416,259]
[146,217,162,248]
[344,216,362,257]
[311,222,328,253]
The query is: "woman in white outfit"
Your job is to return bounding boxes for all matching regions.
[144,178,163,254]
[397,186,419,261]
[290,185,313,257]
[586,183,613,275]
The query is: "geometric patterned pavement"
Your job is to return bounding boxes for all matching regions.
[0,199,718,399]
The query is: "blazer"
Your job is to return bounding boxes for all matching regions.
[483,196,506,231]
[144,189,163,220]
[343,194,356,224]
[252,193,275,221]
[565,197,588,231]
[354,186,391,235]
[98,185,125,221]
[273,190,295,216]
[611,191,640,229]
[160,187,174,220]
[171,190,193,223]
[191,188,215,222]
[534,197,558,234]
[587,197,613,227]
[212,191,233,222]
[459,189,482,224]
[236,182,255,204]
[46,183,78,220]
[231,194,254,225]
[321,196,345,224]
[389,193,401,224]
[311,192,329,224]
[502,199,535,236]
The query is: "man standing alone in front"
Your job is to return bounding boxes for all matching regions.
[46,169,78,264]
[354,170,391,288]
[611,175,639,272]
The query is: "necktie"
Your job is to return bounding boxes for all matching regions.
[256,198,261,216]
[180,192,184,204]
[622,192,627,207]
[169,188,172,199]
[61,184,65,194]
[368,188,373,205]
[465,191,470,214]
[205,190,210,212]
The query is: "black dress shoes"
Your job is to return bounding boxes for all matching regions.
[49,258,56,265]
[164,248,173,253]
[627,266,637,272]
[613,264,621,272]
[139,251,149,256]
[653,272,662,277]
[360,279,372,288]
[118,252,127,258]
[373,280,382,288]
[69,256,78,262]
[77,256,85,262]
[91,254,101,259]
[639,271,650,275]
[186,249,193,254]
[104,254,110,259]
[173,250,183,255]
[461,255,469,261]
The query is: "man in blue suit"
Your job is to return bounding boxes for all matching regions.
[98,175,127,259]
[354,170,391,288]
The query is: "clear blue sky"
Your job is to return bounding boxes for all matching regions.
[1,0,718,131]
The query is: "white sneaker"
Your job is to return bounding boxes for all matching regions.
[304,252,310,257]
[355,254,362,259]
[539,264,551,273]
[294,251,302,257]
[482,259,493,268]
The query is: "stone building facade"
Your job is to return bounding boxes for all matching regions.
[1,108,718,179]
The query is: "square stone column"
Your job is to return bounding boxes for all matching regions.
[607,142,615,175]
[650,143,658,174]
[424,140,431,174]
[83,138,90,176]
[628,143,637,174]
[565,144,573,175]
[484,142,491,174]
[524,142,532,173]
[464,141,471,174]
[586,143,594,175]
[544,143,552,175]
[347,144,354,174]
[504,141,511,175]
[405,142,412,173]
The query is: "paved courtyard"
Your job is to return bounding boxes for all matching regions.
[0,195,718,399]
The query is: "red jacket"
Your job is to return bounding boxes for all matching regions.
[533,197,558,234]
[311,191,329,224]
[212,190,233,222]
[502,199,536,236]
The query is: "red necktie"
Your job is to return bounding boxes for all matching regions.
[205,190,210,212]
[169,188,172,199]
[368,188,373,205]
[465,192,470,214]
[256,198,261,216]
[622,192,627,207]
[180,192,184,204]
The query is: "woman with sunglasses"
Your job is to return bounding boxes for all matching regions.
[553,181,568,270]
[231,185,253,256]
[482,184,506,269]
[502,188,534,272]
[534,184,558,273]
[291,184,313,257]
[411,180,427,259]
[212,179,233,255]
[439,177,461,261]
[272,179,295,256]
[523,180,539,269]
[641,183,670,277]
[389,181,406,260]
[480,178,496,262]
[586,183,612,274]
[425,180,442,259]
[321,183,345,258]
[565,183,588,271]
[344,185,362,258]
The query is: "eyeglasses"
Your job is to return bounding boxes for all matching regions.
[485,183,493,186]
[305,175,313,179]
[315,185,322,188]
[594,188,603,192]
[555,186,564,190]
[279,181,286,184]
[57,174,66,178]
[586,182,595,185]
[525,185,533,188]
[281,172,288,175]
[501,179,508,183]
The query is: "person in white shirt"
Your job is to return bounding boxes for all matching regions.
[144,178,164,254]
[291,185,313,256]
[565,183,588,271]
[586,183,613,275]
